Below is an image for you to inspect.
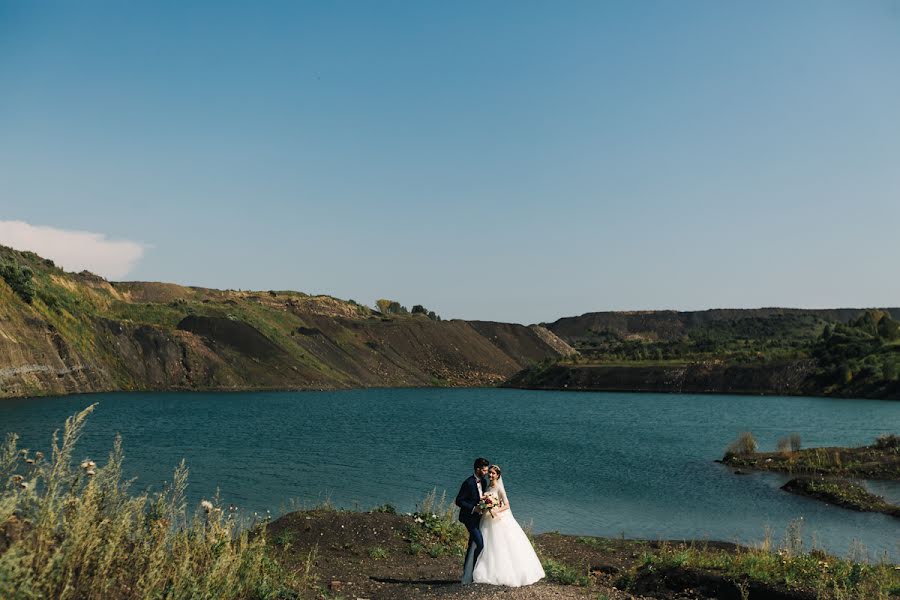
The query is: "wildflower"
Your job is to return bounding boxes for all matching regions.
[200,500,214,513]
[86,469,96,476]
[35,451,43,459]
[19,450,27,457]
[19,481,28,490]
[80,459,96,470]
[12,475,23,483]
[25,458,35,465]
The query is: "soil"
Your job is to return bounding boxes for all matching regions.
[266,510,818,600]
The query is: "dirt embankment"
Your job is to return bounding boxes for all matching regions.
[504,360,819,396]
[0,257,567,398]
[266,509,827,600]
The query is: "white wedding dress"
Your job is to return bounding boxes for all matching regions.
[472,478,545,587]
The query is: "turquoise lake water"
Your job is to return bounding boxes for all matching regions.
[2,389,898,560]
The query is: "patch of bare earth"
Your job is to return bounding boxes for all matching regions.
[268,510,654,599]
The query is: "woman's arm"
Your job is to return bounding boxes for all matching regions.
[496,484,510,513]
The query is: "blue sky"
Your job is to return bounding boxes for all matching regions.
[1,1,899,323]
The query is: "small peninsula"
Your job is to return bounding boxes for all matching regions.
[720,435,900,481]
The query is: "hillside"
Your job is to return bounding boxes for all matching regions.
[0,246,571,398]
[514,308,900,399]
[546,308,900,344]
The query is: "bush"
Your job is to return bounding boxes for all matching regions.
[874,434,900,450]
[776,437,792,454]
[726,432,758,456]
[0,261,35,303]
[407,489,467,557]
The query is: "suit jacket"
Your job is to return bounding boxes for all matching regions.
[455,474,487,528]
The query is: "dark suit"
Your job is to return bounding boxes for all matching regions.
[455,474,487,569]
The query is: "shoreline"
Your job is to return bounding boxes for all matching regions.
[4,381,896,402]
[265,507,898,599]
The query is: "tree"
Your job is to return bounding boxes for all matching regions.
[877,316,900,341]
[375,299,407,315]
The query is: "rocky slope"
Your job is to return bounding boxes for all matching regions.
[0,246,569,398]
[505,360,820,396]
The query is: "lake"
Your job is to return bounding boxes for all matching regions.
[2,388,898,561]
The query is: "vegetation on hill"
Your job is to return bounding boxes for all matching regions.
[375,298,441,320]
[516,309,900,398]
[811,311,900,395]
[566,313,827,364]
[0,260,36,304]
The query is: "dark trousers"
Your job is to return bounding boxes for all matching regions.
[465,523,484,565]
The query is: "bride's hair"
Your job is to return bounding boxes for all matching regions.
[489,464,502,485]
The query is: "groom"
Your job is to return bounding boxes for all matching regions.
[455,457,490,584]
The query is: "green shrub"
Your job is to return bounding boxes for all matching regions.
[406,488,467,558]
[0,261,35,303]
[542,558,590,586]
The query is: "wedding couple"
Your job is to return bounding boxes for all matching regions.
[455,457,545,587]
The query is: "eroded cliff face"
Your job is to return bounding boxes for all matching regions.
[505,360,821,396]
[0,248,566,398]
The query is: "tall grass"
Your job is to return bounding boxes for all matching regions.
[406,488,467,558]
[725,431,758,456]
[0,405,308,599]
[637,520,899,600]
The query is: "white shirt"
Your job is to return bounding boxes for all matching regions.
[473,476,483,513]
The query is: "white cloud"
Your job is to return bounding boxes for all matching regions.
[0,220,145,280]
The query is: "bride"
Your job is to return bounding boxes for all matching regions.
[472,465,545,587]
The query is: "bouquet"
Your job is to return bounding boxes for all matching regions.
[478,492,501,518]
